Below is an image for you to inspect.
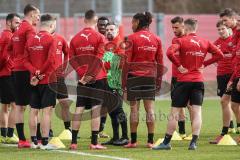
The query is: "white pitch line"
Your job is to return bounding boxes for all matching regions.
[53,150,131,160]
[0,144,131,160]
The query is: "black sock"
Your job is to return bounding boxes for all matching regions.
[190,135,198,145]
[64,121,71,130]
[42,137,48,146]
[178,120,186,134]
[7,127,14,137]
[221,126,229,136]
[120,121,128,139]
[71,130,79,144]
[111,119,119,140]
[131,132,137,143]
[99,116,107,132]
[49,129,54,137]
[16,123,26,141]
[237,123,240,128]
[91,131,99,145]
[148,133,154,143]
[1,128,7,137]
[36,123,42,141]
[163,134,172,145]
[229,121,234,128]
[31,136,38,145]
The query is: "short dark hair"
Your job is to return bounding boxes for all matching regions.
[171,16,184,24]
[85,9,96,20]
[40,14,56,22]
[106,21,117,27]
[219,8,237,18]
[133,11,153,30]
[24,4,38,15]
[184,18,198,30]
[6,13,20,22]
[216,20,225,27]
[98,16,109,22]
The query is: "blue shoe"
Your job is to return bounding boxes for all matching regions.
[188,142,197,150]
[152,143,172,150]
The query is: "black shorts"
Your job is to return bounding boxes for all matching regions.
[217,74,232,97]
[30,84,56,109]
[127,75,156,101]
[0,75,15,104]
[171,82,204,108]
[231,78,240,103]
[56,77,68,99]
[76,79,107,109]
[12,71,31,106]
[171,77,178,99]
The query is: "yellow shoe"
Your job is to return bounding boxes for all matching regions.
[5,135,19,144]
[183,134,192,141]
[228,128,236,134]
[236,127,240,134]
[0,136,6,143]
[179,134,187,139]
[99,132,110,138]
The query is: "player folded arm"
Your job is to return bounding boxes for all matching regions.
[166,42,181,67]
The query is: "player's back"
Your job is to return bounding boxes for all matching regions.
[128,29,160,63]
[177,33,212,81]
[26,31,54,70]
[71,27,104,56]
[12,20,35,71]
[127,29,162,77]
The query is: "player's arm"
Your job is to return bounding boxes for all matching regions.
[156,37,164,91]
[203,42,224,67]
[166,41,181,67]
[62,38,69,72]
[69,40,85,76]
[23,42,37,74]
[85,34,105,78]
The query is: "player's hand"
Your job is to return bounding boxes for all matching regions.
[35,70,40,76]
[178,65,188,73]
[227,81,233,91]
[30,76,39,86]
[37,74,45,80]
[83,75,93,83]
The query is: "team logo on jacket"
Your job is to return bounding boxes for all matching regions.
[12,36,20,42]
[190,39,201,47]
[80,33,91,41]
[140,34,151,42]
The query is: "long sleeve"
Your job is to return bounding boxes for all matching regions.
[24,42,37,74]
[203,42,224,67]
[167,42,181,67]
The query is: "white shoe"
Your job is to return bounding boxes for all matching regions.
[40,143,58,150]
[31,142,40,149]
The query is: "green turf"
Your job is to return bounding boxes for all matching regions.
[0,99,240,160]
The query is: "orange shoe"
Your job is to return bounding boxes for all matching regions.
[123,142,137,148]
[209,135,223,144]
[69,143,77,150]
[146,143,154,148]
[89,144,107,150]
[18,140,31,148]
